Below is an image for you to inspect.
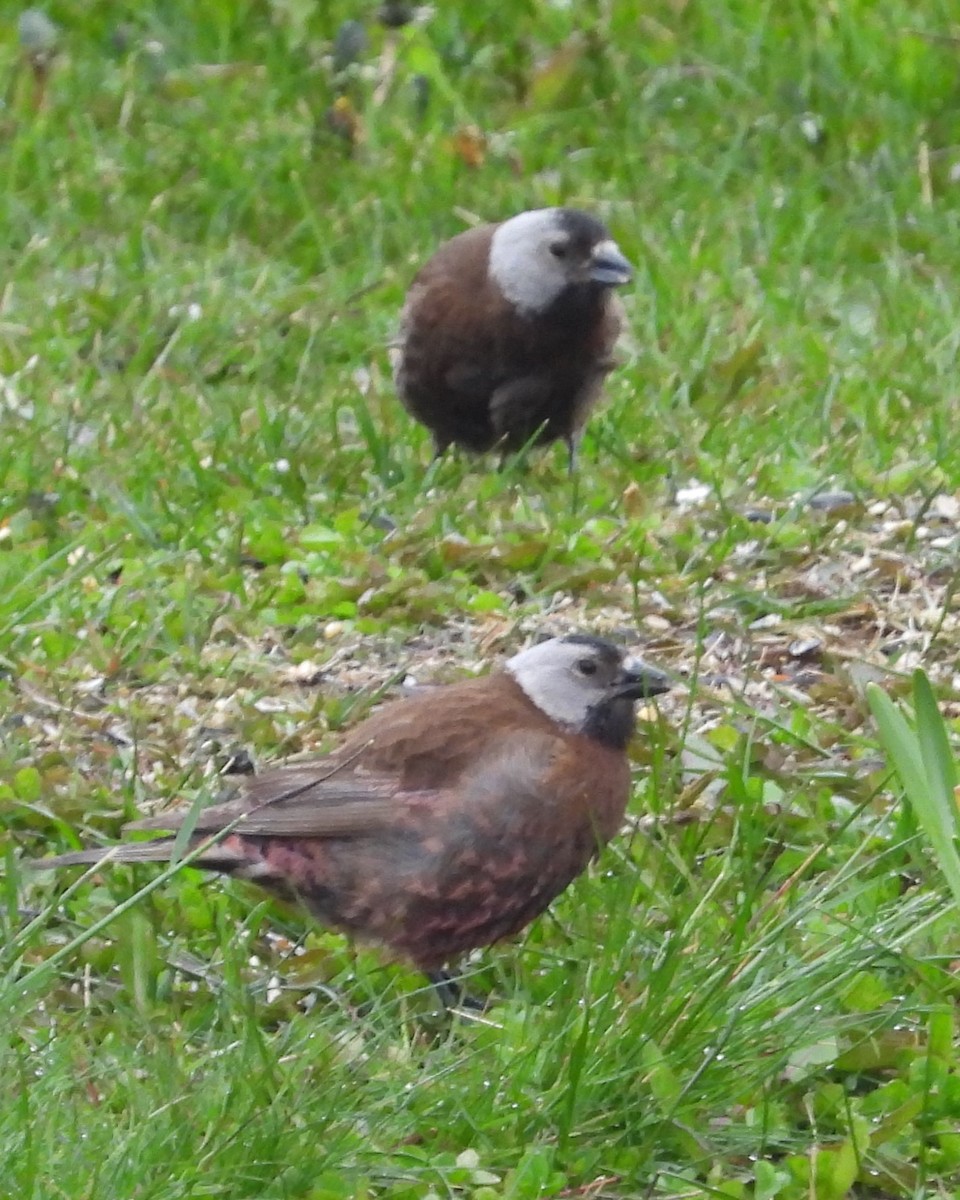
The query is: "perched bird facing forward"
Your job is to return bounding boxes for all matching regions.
[30,636,668,997]
[394,208,633,467]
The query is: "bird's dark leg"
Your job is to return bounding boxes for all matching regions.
[564,436,582,517]
[564,433,579,475]
[426,969,485,1012]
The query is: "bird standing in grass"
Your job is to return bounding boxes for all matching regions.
[29,635,668,1000]
[393,208,633,468]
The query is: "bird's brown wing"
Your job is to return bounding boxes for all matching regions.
[125,764,400,838]
[403,281,508,393]
[488,375,554,443]
[28,769,405,872]
[127,720,568,844]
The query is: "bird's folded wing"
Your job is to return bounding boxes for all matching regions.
[125,765,403,838]
[127,730,564,839]
[444,361,504,399]
[239,732,565,835]
[489,376,553,436]
[28,773,411,871]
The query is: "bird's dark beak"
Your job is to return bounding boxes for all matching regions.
[589,239,633,286]
[609,658,671,700]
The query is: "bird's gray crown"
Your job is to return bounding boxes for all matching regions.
[488,208,631,314]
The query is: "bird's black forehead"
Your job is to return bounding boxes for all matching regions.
[553,208,613,250]
[559,633,625,663]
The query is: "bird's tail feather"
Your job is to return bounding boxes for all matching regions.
[26,842,243,871]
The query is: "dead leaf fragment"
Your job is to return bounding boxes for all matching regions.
[527,33,586,110]
[450,125,486,169]
[326,96,364,146]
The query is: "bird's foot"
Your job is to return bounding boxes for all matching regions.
[426,969,486,1012]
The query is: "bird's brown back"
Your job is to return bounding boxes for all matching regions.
[336,670,566,787]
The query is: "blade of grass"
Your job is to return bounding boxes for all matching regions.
[912,669,960,840]
[867,675,960,909]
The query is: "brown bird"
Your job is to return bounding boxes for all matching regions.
[29,635,668,1002]
[393,208,633,467]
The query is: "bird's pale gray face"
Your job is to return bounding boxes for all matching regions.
[505,635,668,735]
[488,208,633,315]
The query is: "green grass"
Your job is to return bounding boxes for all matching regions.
[3,0,960,1196]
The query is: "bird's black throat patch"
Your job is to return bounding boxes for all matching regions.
[582,695,636,750]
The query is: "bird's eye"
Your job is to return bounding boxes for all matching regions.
[577,658,598,676]
[549,242,569,259]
